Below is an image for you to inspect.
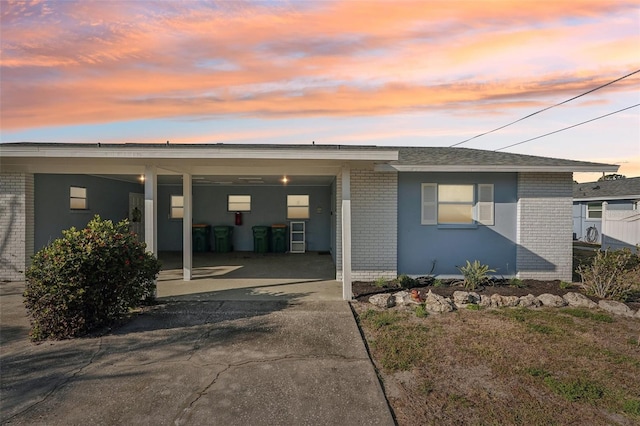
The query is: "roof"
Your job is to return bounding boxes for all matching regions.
[573,177,640,201]
[0,142,619,174]
[389,147,617,172]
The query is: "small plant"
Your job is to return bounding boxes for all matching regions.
[394,274,417,289]
[374,276,388,288]
[577,248,639,300]
[415,304,429,318]
[24,216,161,341]
[508,277,525,288]
[466,303,481,311]
[433,279,445,288]
[458,260,495,290]
[559,281,572,290]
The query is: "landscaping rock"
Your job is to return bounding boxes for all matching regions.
[369,294,395,308]
[478,295,492,308]
[537,293,567,307]
[563,292,598,309]
[392,291,420,306]
[598,300,635,317]
[424,290,455,313]
[490,294,519,308]
[635,309,640,319]
[517,294,541,308]
[452,291,480,307]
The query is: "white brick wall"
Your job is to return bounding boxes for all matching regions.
[1,173,35,281]
[336,167,398,281]
[516,172,573,281]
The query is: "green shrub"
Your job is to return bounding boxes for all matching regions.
[458,260,495,290]
[24,216,161,341]
[559,281,572,289]
[577,248,639,300]
[433,279,445,288]
[509,277,524,288]
[394,274,417,289]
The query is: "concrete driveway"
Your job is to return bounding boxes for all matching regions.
[0,280,394,425]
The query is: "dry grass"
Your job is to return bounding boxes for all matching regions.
[354,304,640,425]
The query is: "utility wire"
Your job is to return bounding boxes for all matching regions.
[449,68,640,147]
[494,103,640,151]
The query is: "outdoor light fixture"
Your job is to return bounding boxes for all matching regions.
[139,175,145,183]
[281,176,289,184]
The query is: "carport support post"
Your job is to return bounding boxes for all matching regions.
[144,165,158,256]
[183,174,192,281]
[342,165,352,300]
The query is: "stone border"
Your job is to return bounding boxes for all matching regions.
[368,290,640,319]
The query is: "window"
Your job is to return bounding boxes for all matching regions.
[70,186,87,210]
[228,195,251,212]
[587,203,602,219]
[287,195,309,219]
[170,195,183,219]
[421,183,494,226]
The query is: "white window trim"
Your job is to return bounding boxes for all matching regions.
[421,183,494,226]
[587,202,602,219]
[170,195,184,219]
[70,186,88,210]
[287,194,310,219]
[228,195,251,212]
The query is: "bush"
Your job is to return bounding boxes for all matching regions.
[393,274,417,289]
[458,260,495,290]
[577,248,639,301]
[24,216,161,341]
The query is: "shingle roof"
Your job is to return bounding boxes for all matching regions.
[573,177,640,200]
[0,142,619,172]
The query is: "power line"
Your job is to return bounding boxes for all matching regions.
[449,68,640,147]
[494,103,640,151]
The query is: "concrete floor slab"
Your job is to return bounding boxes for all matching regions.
[1,279,394,426]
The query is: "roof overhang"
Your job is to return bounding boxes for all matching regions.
[0,143,398,176]
[378,164,620,173]
[574,195,640,202]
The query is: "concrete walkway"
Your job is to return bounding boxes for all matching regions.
[0,280,394,425]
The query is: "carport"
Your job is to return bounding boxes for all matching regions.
[1,143,398,300]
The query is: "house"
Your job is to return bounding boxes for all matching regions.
[1,143,618,299]
[573,177,640,244]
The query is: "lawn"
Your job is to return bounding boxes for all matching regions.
[353,304,640,425]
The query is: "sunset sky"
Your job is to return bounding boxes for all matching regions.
[1,0,638,182]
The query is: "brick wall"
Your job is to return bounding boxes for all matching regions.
[516,172,573,281]
[1,173,35,281]
[336,167,398,281]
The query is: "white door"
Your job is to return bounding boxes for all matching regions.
[129,192,145,242]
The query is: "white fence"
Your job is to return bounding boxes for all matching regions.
[601,202,640,250]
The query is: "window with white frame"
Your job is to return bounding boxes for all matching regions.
[170,195,184,219]
[421,183,494,225]
[287,195,309,219]
[70,186,87,210]
[587,203,602,219]
[228,195,251,212]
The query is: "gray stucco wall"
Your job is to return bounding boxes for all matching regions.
[397,172,518,277]
[34,174,143,250]
[157,184,332,252]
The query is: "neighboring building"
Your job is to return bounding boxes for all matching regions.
[1,143,617,298]
[573,177,640,244]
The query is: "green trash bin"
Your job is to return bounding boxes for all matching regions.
[213,226,233,253]
[252,226,270,253]
[271,224,288,253]
[192,224,211,252]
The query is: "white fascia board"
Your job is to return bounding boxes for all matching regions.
[387,164,620,173]
[574,195,640,202]
[0,145,398,161]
